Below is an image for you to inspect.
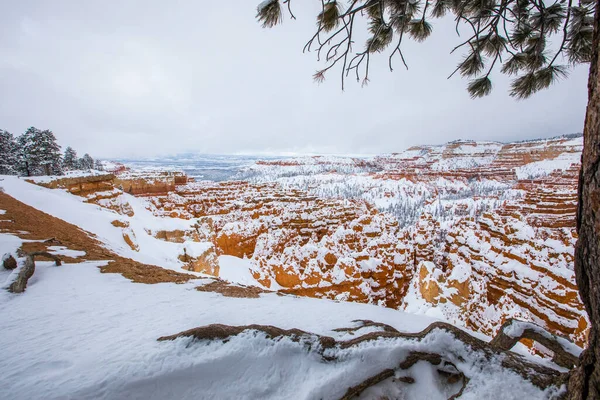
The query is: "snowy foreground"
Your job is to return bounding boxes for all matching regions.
[0,177,566,399]
[0,258,563,400]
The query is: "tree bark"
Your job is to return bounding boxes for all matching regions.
[7,252,61,294]
[569,0,600,397]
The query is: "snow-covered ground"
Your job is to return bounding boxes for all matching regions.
[24,169,109,183]
[514,151,581,180]
[0,175,567,399]
[0,237,562,400]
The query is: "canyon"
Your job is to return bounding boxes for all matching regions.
[22,134,587,349]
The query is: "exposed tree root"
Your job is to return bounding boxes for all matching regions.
[339,368,395,400]
[491,319,580,369]
[332,319,400,334]
[157,318,577,398]
[7,252,62,293]
[337,352,464,399]
[158,323,337,352]
[339,351,470,400]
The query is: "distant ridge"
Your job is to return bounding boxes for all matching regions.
[509,132,583,144]
[442,133,583,147]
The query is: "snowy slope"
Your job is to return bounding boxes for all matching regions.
[0,244,561,400]
[0,177,213,275]
[0,176,566,399]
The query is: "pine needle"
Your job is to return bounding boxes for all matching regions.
[408,19,433,42]
[459,51,485,77]
[510,72,538,99]
[317,2,342,32]
[367,19,394,53]
[256,0,282,28]
[501,53,528,75]
[467,76,493,98]
[534,65,569,89]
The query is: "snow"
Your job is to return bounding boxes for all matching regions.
[448,261,472,283]
[178,241,212,258]
[25,170,109,183]
[504,320,583,357]
[359,360,463,400]
[257,0,276,12]
[0,255,425,399]
[98,160,123,171]
[218,255,265,287]
[0,232,23,254]
[0,254,561,399]
[0,209,6,215]
[46,246,86,258]
[0,235,23,287]
[514,151,580,179]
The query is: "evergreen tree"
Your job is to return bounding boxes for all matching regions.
[16,127,63,176]
[95,159,104,171]
[16,127,39,177]
[0,130,18,175]
[33,129,63,176]
[79,153,94,170]
[63,146,78,171]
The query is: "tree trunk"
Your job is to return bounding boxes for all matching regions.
[568,0,600,397]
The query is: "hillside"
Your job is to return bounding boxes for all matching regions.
[0,134,586,399]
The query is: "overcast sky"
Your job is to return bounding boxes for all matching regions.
[0,1,590,158]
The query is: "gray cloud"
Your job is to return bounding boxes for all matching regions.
[0,1,589,158]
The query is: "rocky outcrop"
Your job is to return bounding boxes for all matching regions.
[402,164,588,346]
[180,245,219,276]
[31,170,188,198]
[122,228,139,252]
[370,136,581,182]
[114,171,187,196]
[30,174,116,194]
[145,180,415,304]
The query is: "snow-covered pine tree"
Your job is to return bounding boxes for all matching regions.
[32,129,63,176]
[63,146,78,171]
[95,159,104,171]
[79,154,94,170]
[16,127,39,176]
[0,130,18,175]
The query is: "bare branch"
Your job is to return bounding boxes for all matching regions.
[256,0,593,96]
[283,0,296,20]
